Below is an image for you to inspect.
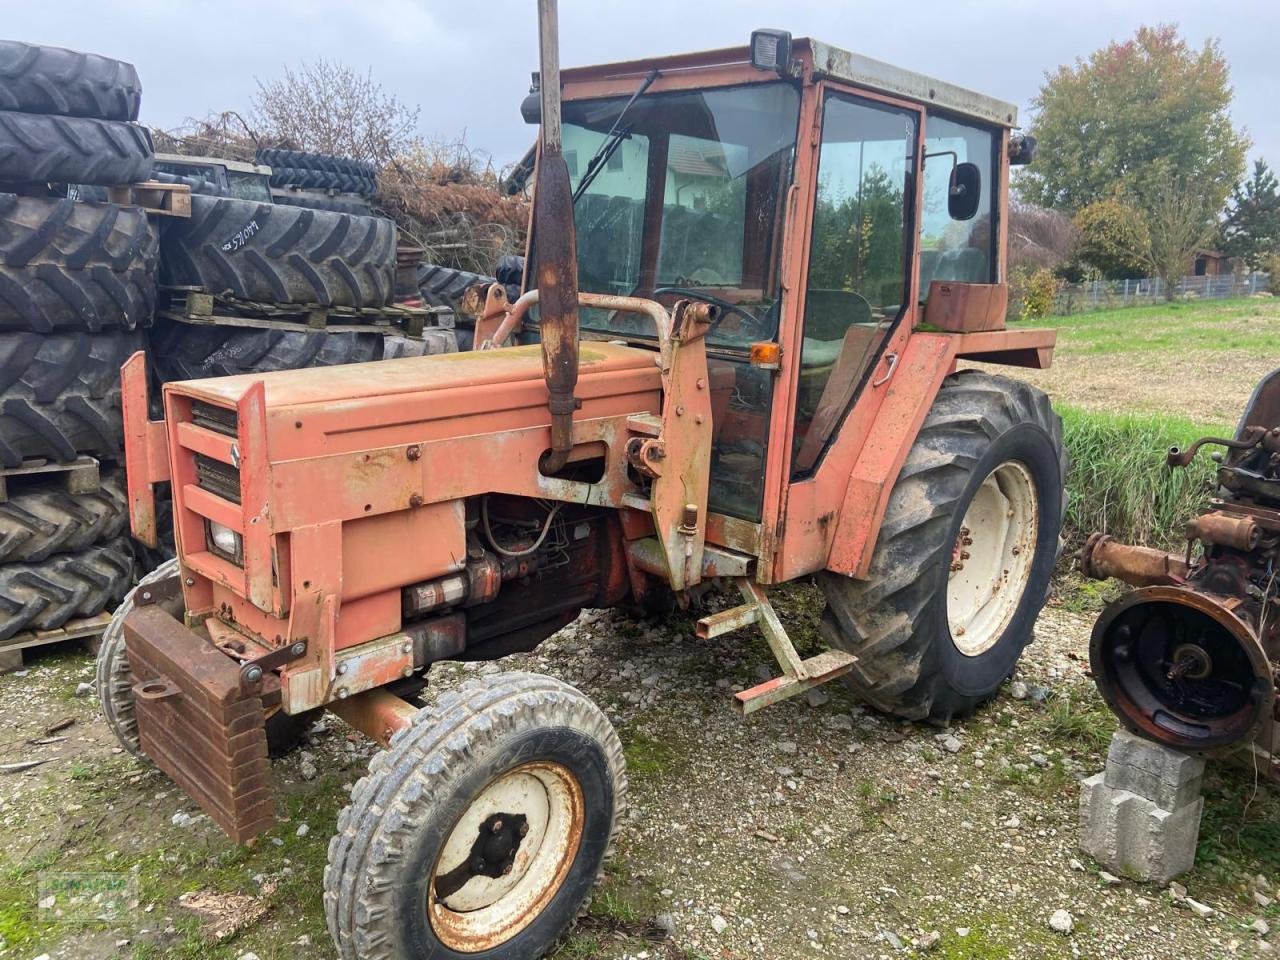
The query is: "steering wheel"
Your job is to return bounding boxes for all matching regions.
[651,286,759,336]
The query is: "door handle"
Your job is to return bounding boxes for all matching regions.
[872,352,898,388]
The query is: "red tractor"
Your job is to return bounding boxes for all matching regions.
[102,9,1064,957]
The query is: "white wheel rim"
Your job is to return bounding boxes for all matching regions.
[428,761,584,952]
[947,460,1039,657]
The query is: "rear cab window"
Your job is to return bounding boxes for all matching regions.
[919,114,998,298]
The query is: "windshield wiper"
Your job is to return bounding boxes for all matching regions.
[572,68,659,204]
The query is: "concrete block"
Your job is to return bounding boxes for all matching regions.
[1080,739,1205,884]
[0,646,23,673]
[1104,729,1205,811]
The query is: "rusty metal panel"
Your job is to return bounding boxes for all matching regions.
[120,351,171,548]
[922,281,1008,333]
[123,604,274,843]
[808,39,1018,127]
[827,334,956,578]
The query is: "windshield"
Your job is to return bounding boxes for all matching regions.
[226,171,273,203]
[560,82,801,350]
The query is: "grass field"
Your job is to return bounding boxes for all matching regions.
[972,296,1280,547]
[993,295,1280,425]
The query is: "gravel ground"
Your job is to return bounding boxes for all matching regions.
[0,585,1276,960]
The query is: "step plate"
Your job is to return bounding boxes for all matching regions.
[734,650,858,716]
[123,604,274,843]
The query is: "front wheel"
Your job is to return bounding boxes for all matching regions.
[819,370,1067,724]
[324,672,627,960]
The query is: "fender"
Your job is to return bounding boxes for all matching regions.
[772,327,1055,582]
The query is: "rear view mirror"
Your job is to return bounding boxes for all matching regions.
[949,162,981,221]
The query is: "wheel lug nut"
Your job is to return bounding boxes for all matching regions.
[491,819,503,834]
[518,822,529,837]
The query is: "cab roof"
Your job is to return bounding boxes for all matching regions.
[560,37,1018,129]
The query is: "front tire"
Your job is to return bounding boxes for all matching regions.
[324,672,626,960]
[819,370,1066,724]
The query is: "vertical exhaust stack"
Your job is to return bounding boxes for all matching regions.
[535,0,580,473]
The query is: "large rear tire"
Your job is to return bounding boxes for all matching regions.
[0,112,152,185]
[149,321,385,380]
[0,467,127,562]
[160,195,396,308]
[0,536,134,642]
[0,41,142,121]
[0,194,157,333]
[325,672,626,960]
[818,370,1066,724]
[0,330,142,468]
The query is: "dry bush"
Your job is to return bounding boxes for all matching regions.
[152,111,260,161]
[379,139,530,272]
[252,60,419,167]
[1009,201,1077,272]
[158,60,530,275]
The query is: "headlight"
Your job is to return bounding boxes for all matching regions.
[207,520,244,565]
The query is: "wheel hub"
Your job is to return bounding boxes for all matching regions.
[947,460,1039,657]
[428,760,585,952]
[434,812,530,900]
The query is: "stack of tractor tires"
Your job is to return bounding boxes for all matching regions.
[159,195,396,307]
[0,40,150,642]
[257,148,376,215]
[417,255,525,350]
[147,155,431,563]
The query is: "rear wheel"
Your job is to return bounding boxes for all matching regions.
[324,672,626,960]
[819,370,1066,724]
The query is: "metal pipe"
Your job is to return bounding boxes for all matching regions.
[1187,511,1261,551]
[534,0,580,473]
[486,290,673,352]
[1079,533,1190,587]
[327,688,418,748]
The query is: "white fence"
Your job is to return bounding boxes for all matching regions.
[1054,272,1271,314]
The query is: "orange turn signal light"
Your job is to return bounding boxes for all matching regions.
[749,342,781,369]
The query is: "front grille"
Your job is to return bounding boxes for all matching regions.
[195,454,241,503]
[192,401,238,437]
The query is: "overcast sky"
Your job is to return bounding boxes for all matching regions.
[10,1,1277,176]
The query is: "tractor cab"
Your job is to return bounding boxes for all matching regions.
[518,33,1041,575]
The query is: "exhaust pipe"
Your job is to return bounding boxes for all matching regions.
[534,0,580,473]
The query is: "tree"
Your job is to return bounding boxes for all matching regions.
[1220,159,1280,270]
[252,60,421,166]
[1018,25,1248,218]
[1129,173,1220,297]
[1073,197,1148,278]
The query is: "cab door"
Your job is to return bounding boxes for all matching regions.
[787,89,921,479]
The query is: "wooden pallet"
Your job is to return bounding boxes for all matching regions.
[0,456,100,503]
[0,612,113,673]
[158,286,442,337]
[107,181,192,218]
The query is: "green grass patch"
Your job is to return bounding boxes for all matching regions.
[1050,298,1280,357]
[1060,404,1218,548]
[1040,687,1117,755]
[1193,765,1280,903]
[622,728,687,783]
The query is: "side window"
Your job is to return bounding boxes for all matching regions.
[791,94,916,478]
[920,114,996,296]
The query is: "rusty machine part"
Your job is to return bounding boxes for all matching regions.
[533,0,580,474]
[1083,369,1280,758]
